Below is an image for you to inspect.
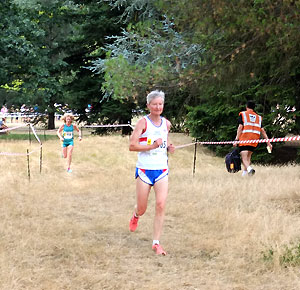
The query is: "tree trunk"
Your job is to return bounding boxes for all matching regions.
[120,118,133,135]
[48,111,55,129]
[295,98,300,135]
[121,124,133,135]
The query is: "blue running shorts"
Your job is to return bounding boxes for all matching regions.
[63,140,74,147]
[135,168,168,185]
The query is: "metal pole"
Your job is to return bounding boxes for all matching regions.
[193,140,197,176]
[27,149,30,181]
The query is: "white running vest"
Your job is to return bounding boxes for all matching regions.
[136,116,169,170]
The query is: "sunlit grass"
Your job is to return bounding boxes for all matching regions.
[0,133,300,289]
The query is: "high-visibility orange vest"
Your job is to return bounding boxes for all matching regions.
[239,110,262,147]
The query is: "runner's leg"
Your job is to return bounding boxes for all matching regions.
[62,146,67,158]
[135,177,151,216]
[67,145,74,169]
[153,176,168,241]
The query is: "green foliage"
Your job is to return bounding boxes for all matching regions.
[90,15,204,127]
[161,0,300,162]
[95,0,299,157]
[0,0,81,128]
[1,0,299,154]
[0,1,41,86]
[63,0,126,127]
[90,97,135,135]
[104,0,160,23]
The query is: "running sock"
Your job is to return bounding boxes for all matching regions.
[152,240,160,246]
[247,166,253,173]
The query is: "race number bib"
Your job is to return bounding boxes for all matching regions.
[64,131,73,139]
[150,129,166,154]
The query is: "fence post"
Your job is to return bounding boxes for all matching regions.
[28,125,31,144]
[40,145,42,174]
[193,140,197,176]
[27,149,30,181]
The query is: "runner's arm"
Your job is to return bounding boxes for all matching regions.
[73,124,82,140]
[57,125,64,141]
[166,120,175,153]
[129,118,160,152]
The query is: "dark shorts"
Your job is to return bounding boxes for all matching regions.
[239,146,256,152]
[63,139,74,147]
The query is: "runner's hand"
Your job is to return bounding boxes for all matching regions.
[167,144,175,153]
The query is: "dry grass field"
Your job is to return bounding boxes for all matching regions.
[0,132,300,290]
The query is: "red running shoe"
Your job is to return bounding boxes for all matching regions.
[152,244,167,256]
[129,214,139,232]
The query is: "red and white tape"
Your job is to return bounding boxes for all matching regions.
[0,123,42,156]
[83,124,134,129]
[175,135,300,149]
[0,123,28,133]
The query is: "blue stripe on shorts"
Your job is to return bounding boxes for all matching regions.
[135,168,168,185]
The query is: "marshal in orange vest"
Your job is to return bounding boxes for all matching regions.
[239,110,262,147]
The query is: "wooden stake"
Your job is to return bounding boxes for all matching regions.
[27,149,30,181]
[40,145,43,174]
[193,140,197,176]
[28,125,31,144]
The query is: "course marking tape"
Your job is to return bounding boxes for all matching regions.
[0,123,43,156]
[29,123,42,144]
[175,136,300,149]
[0,123,28,133]
[83,124,134,129]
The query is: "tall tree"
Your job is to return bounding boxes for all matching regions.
[63,0,127,129]
[0,0,41,101]
[161,0,300,159]
[94,0,300,161]
[23,0,80,129]
[90,0,202,129]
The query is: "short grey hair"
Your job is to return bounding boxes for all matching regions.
[146,90,165,104]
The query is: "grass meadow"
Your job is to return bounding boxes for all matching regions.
[0,132,300,290]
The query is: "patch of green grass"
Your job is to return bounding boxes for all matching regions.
[262,243,300,267]
[262,248,274,263]
[0,133,57,141]
[280,244,300,267]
